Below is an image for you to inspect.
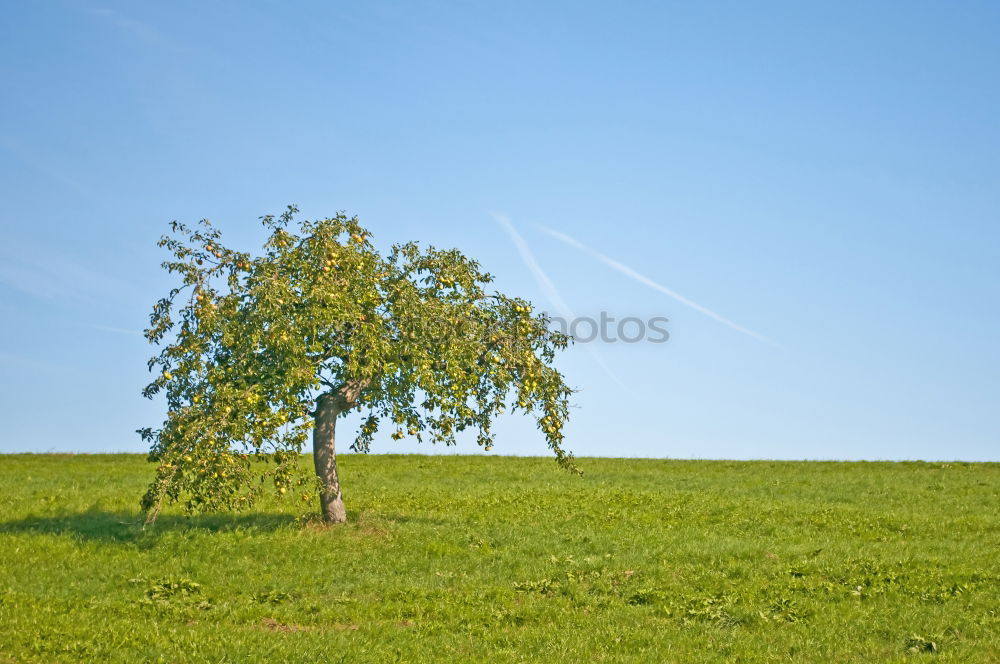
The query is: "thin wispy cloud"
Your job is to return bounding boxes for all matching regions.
[0,350,70,377]
[87,7,176,49]
[540,226,777,347]
[0,137,100,202]
[0,244,130,305]
[492,213,628,388]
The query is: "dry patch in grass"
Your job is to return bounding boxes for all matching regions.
[260,618,359,633]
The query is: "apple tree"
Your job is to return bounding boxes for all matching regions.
[139,206,575,524]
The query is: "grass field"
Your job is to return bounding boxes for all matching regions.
[1,454,998,663]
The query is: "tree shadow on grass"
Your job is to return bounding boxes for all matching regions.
[0,509,297,547]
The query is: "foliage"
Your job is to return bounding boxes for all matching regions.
[2,455,1000,662]
[139,206,575,520]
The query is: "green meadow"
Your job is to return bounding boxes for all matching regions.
[1,454,997,663]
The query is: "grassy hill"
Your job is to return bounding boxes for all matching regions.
[1,454,998,662]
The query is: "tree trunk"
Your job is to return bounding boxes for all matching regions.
[313,392,347,523]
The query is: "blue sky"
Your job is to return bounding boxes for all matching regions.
[1,1,998,459]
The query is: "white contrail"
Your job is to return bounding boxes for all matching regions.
[540,225,777,346]
[492,213,628,388]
